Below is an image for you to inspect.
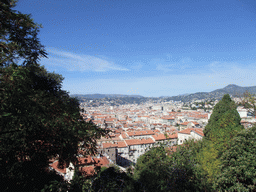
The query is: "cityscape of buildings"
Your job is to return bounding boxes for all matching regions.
[49,97,256,181]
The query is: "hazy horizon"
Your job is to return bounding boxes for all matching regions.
[71,84,254,98]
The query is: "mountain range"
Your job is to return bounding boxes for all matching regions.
[167,84,256,102]
[71,84,256,102]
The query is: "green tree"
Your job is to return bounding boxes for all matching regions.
[196,140,221,185]
[203,94,238,139]
[133,146,171,192]
[92,166,131,192]
[214,126,256,191]
[0,64,108,191]
[169,140,211,192]
[203,94,243,157]
[200,94,244,187]
[0,1,109,191]
[209,109,244,157]
[133,142,208,192]
[0,0,47,67]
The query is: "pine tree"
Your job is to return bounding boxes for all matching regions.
[199,94,244,187]
[203,94,243,144]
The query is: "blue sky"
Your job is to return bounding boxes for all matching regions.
[16,0,256,97]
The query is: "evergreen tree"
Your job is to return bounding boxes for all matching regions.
[198,94,244,188]
[203,94,243,154]
[203,94,238,139]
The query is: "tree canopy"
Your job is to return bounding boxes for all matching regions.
[203,94,243,157]
[0,1,108,191]
[133,142,209,192]
[203,94,238,139]
[214,126,256,191]
[133,146,171,192]
[0,0,47,67]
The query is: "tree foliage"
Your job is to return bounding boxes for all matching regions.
[92,166,132,192]
[203,94,243,157]
[0,61,108,192]
[210,109,244,157]
[204,94,238,139]
[134,146,171,192]
[133,142,210,192]
[197,94,244,188]
[214,126,256,191]
[168,140,211,192]
[196,140,221,185]
[0,1,109,191]
[0,0,47,67]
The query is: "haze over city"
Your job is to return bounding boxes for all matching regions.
[15,0,256,97]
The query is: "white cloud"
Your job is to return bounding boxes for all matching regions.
[64,62,256,97]
[208,62,256,81]
[42,48,130,72]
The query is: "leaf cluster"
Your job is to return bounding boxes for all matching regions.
[214,126,256,191]
[204,94,238,138]
[0,64,109,191]
[0,0,47,67]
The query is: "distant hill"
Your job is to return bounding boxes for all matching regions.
[71,93,144,99]
[71,84,256,103]
[167,84,256,102]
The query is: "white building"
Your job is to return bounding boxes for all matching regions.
[237,107,248,118]
[177,128,204,145]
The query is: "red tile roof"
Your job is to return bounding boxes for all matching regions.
[140,138,155,144]
[126,130,159,137]
[116,141,127,148]
[121,132,128,139]
[79,166,95,177]
[178,128,204,137]
[77,156,94,165]
[152,133,177,141]
[181,122,190,125]
[125,138,154,146]
[50,161,67,174]
[93,156,109,167]
[102,143,117,148]
[191,128,204,137]
[178,128,194,134]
